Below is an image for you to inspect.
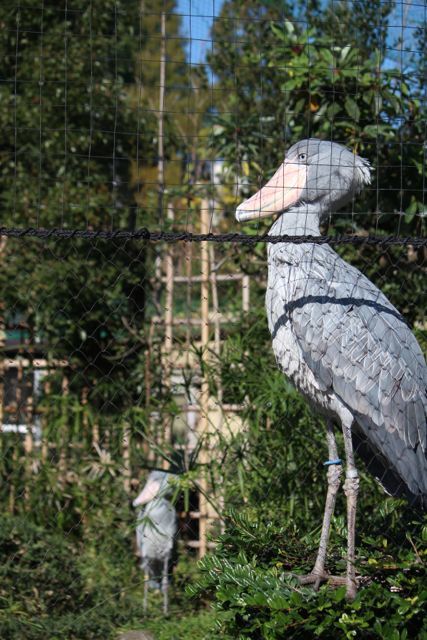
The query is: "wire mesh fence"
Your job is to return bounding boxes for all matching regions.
[0,1,426,637]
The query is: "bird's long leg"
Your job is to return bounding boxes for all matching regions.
[311,420,342,587]
[297,421,343,589]
[162,555,169,615]
[143,571,149,614]
[341,417,359,601]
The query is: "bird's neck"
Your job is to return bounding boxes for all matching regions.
[269,205,322,237]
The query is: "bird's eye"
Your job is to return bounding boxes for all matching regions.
[298,153,307,161]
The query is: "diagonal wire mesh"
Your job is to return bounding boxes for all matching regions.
[0,0,426,637]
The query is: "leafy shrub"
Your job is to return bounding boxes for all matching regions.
[188,511,427,639]
[0,514,147,639]
[0,513,215,640]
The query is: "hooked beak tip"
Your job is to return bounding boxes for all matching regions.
[235,206,258,223]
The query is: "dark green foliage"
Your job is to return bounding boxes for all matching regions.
[0,0,151,229]
[189,511,427,639]
[0,513,141,639]
[0,0,195,421]
[0,513,213,640]
[0,0,154,422]
[209,2,426,237]
[0,237,149,414]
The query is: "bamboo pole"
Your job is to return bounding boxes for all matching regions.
[24,381,34,506]
[157,10,166,222]
[144,320,156,465]
[0,239,6,440]
[162,204,174,467]
[208,245,221,359]
[122,420,131,494]
[92,421,100,448]
[185,229,193,347]
[9,448,17,513]
[158,11,171,470]
[208,245,223,451]
[164,205,174,360]
[41,378,51,462]
[81,386,89,443]
[59,374,68,488]
[0,301,4,436]
[242,275,250,312]
[198,199,210,558]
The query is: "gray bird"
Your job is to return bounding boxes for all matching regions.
[236,138,427,600]
[133,470,178,613]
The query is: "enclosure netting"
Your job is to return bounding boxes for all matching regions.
[0,0,426,635]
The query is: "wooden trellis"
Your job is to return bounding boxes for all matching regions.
[151,200,249,557]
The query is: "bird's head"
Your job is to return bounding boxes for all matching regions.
[235,139,371,223]
[132,470,175,508]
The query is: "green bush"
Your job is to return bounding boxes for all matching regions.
[0,514,147,639]
[0,513,214,640]
[189,511,427,639]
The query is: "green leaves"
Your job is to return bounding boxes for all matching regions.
[209,4,426,236]
[344,97,361,122]
[190,510,427,639]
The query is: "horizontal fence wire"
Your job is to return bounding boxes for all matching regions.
[0,227,426,247]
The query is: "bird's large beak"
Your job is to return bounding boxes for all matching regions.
[132,478,161,507]
[235,161,307,222]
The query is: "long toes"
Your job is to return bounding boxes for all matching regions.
[292,572,359,595]
[313,577,321,591]
[296,572,328,586]
[345,581,358,601]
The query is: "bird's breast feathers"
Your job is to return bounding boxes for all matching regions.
[266,243,427,449]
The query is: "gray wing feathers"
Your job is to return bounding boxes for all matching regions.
[270,244,427,499]
[137,500,177,559]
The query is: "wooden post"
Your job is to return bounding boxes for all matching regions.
[157,10,169,466]
[144,321,156,465]
[24,382,34,506]
[122,420,131,494]
[157,10,166,222]
[59,374,68,487]
[0,240,6,504]
[81,386,89,441]
[185,229,193,347]
[208,245,221,359]
[198,199,210,558]
[208,245,223,449]
[162,204,174,466]
[9,448,17,513]
[242,275,250,312]
[92,418,99,449]
[0,298,4,436]
[41,377,50,462]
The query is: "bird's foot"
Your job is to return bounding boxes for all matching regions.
[295,571,326,588]
[345,578,358,602]
[292,571,357,594]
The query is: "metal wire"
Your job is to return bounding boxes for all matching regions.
[0,226,426,246]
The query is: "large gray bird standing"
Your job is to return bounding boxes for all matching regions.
[133,470,178,613]
[236,138,427,600]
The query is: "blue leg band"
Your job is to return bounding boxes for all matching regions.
[323,458,342,466]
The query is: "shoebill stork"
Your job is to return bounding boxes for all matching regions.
[236,138,427,600]
[133,470,178,613]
